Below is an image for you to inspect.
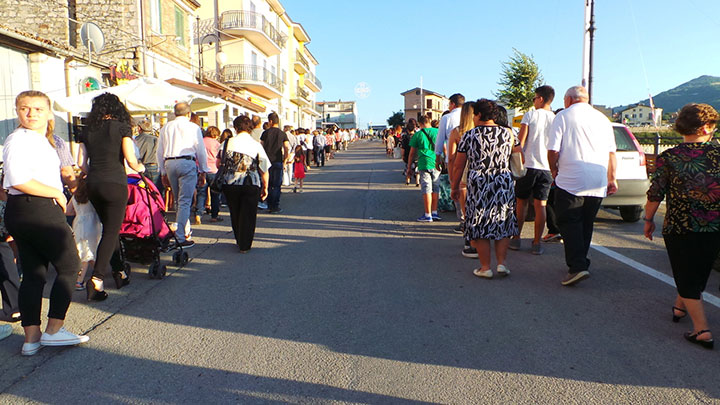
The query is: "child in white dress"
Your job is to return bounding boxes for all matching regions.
[66,175,102,290]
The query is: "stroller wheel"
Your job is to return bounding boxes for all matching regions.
[181,251,189,265]
[148,263,157,279]
[172,251,182,265]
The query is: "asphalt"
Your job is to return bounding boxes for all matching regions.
[0,139,718,404]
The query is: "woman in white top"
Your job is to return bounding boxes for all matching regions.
[218,115,270,253]
[3,90,89,355]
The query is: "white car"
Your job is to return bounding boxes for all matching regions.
[602,123,650,222]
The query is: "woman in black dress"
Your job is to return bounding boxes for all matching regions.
[77,93,145,301]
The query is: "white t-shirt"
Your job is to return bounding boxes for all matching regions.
[435,108,461,161]
[3,128,63,195]
[547,102,616,197]
[520,108,555,171]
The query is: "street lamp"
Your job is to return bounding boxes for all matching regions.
[196,16,226,84]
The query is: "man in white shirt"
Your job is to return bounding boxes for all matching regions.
[510,85,556,255]
[547,86,617,286]
[157,102,210,248]
[434,93,464,168]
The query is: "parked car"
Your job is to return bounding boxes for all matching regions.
[602,123,650,222]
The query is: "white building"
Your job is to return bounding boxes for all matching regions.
[621,104,662,126]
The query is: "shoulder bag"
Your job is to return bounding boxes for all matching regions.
[209,138,230,194]
[508,128,526,179]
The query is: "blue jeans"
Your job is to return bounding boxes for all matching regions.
[196,172,220,218]
[165,159,197,242]
[267,162,284,210]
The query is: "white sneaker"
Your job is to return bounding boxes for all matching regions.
[473,268,493,279]
[497,264,511,276]
[40,327,89,346]
[21,342,42,356]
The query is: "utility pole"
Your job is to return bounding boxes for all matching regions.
[582,0,596,103]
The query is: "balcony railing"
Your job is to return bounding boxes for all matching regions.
[296,86,309,100]
[210,64,283,93]
[305,71,322,90]
[220,10,286,48]
[295,50,310,71]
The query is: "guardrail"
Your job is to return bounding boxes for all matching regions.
[218,64,283,92]
[220,10,286,48]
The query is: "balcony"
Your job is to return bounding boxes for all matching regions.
[305,71,322,92]
[219,11,287,56]
[208,64,283,99]
[292,85,310,107]
[294,50,309,75]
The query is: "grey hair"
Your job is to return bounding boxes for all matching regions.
[565,86,589,101]
[174,102,192,116]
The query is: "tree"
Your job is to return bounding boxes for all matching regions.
[495,49,544,112]
[387,111,404,127]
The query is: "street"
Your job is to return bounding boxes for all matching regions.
[0,139,719,404]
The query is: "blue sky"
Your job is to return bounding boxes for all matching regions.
[283,0,720,127]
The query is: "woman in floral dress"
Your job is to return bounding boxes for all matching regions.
[644,103,720,350]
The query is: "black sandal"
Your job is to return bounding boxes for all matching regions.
[672,306,687,323]
[684,330,714,349]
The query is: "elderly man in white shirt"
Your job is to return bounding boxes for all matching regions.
[157,102,210,248]
[434,93,465,169]
[547,85,617,286]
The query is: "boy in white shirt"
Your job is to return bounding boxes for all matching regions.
[510,85,555,255]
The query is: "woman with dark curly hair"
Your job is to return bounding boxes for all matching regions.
[644,103,720,350]
[77,93,145,301]
[450,99,517,279]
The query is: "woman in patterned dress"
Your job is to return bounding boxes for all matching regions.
[451,99,517,279]
[644,103,720,349]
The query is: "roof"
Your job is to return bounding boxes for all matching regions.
[400,87,447,98]
[620,103,661,113]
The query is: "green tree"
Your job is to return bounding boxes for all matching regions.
[387,111,404,127]
[495,49,544,112]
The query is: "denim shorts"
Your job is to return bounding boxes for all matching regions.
[420,169,440,194]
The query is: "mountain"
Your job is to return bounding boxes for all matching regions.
[614,75,720,114]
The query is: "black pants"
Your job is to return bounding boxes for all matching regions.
[0,241,20,321]
[554,187,603,273]
[664,232,720,299]
[5,195,79,326]
[546,185,561,234]
[223,185,261,251]
[88,182,128,280]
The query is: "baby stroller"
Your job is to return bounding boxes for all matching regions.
[119,173,188,279]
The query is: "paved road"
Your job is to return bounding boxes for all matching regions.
[0,140,719,404]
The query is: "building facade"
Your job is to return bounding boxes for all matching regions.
[315,101,357,129]
[196,0,321,130]
[621,104,663,126]
[0,0,321,143]
[401,87,448,123]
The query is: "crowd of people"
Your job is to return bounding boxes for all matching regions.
[386,85,719,350]
[0,89,361,355]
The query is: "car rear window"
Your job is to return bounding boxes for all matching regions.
[614,127,638,152]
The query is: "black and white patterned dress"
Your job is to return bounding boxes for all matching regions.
[458,125,518,240]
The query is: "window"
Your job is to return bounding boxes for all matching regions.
[639,113,643,118]
[328,104,335,108]
[150,0,162,33]
[426,99,432,109]
[174,6,185,46]
[282,69,286,84]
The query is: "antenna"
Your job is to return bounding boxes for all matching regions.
[80,22,105,66]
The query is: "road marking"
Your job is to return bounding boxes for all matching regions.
[591,243,720,309]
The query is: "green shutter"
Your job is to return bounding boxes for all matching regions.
[175,6,184,45]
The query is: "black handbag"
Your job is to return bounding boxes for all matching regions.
[209,139,229,193]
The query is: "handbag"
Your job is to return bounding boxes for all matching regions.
[209,139,229,193]
[508,129,526,179]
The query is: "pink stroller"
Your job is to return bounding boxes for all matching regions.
[119,173,188,279]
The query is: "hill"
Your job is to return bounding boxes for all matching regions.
[614,75,720,114]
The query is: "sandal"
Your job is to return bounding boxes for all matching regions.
[684,329,714,349]
[75,281,85,291]
[672,306,687,323]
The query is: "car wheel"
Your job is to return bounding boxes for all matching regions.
[619,206,642,222]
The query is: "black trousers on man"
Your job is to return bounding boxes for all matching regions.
[554,187,603,273]
[0,241,20,321]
